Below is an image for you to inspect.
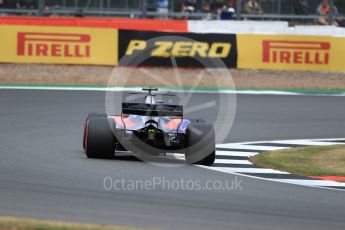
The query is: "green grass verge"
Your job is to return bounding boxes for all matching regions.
[0,217,149,230]
[250,145,345,177]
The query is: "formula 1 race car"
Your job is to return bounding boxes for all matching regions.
[83,88,215,165]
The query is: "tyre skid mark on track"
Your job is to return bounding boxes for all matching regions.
[201,138,345,191]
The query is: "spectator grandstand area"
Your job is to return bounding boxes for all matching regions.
[0,0,344,26]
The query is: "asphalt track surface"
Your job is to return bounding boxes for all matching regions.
[0,89,345,230]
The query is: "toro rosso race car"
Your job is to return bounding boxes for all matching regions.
[83,88,215,165]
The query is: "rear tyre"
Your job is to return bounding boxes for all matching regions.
[83,113,107,149]
[84,117,115,159]
[185,123,216,166]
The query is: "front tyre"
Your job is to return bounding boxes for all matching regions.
[84,117,115,159]
[185,123,216,166]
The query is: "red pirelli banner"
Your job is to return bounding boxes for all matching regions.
[237,34,345,72]
[0,25,118,65]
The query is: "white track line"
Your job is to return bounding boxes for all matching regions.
[201,166,290,174]
[217,143,288,151]
[266,140,345,146]
[272,179,345,187]
[0,86,296,95]
[214,159,252,164]
[238,138,345,145]
[215,150,258,157]
[1,85,345,96]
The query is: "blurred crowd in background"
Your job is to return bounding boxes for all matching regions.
[0,0,344,26]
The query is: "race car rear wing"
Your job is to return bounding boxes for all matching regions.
[122,103,183,117]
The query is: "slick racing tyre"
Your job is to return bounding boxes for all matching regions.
[84,116,115,159]
[185,123,216,166]
[83,113,107,150]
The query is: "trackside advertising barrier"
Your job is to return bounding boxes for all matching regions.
[0,25,118,65]
[118,30,237,68]
[0,21,345,72]
[237,34,345,72]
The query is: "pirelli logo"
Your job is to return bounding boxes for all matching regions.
[262,40,330,65]
[17,32,91,58]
